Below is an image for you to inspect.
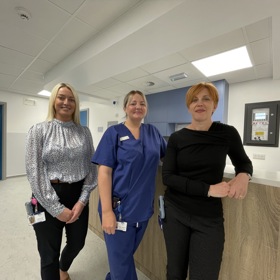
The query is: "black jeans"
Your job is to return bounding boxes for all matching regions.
[33,180,89,280]
[163,201,224,280]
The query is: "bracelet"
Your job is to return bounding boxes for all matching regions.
[207,190,211,197]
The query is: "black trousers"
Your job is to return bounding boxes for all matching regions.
[33,181,89,280]
[163,201,224,280]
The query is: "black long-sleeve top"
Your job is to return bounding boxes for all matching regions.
[162,122,253,218]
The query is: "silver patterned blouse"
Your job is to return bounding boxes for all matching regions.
[25,119,97,217]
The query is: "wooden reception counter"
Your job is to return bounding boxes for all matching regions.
[88,166,280,280]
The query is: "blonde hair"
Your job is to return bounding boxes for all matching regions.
[123,90,148,117]
[46,82,80,124]
[186,82,219,108]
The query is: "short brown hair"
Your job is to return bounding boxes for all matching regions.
[186,82,219,108]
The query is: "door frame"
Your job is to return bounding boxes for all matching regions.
[0,103,7,180]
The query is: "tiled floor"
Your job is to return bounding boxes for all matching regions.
[0,176,150,280]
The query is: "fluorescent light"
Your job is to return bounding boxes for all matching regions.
[191,46,252,77]
[38,90,51,97]
[169,72,188,82]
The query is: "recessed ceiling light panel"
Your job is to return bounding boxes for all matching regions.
[38,90,51,97]
[192,46,252,77]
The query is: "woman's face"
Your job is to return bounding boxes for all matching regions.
[54,87,76,122]
[188,88,217,122]
[124,93,147,122]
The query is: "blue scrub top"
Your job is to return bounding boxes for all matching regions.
[92,123,166,223]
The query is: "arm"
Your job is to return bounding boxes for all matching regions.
[25,124,67,218]
[98,165,117,234]
[162,133,230,197]
[227,126,253,199]
[67,127,98,224]
[78,127,98,205]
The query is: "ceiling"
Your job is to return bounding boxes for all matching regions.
[0,0,279,104]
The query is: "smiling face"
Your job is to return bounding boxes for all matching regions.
[54,86,76,122]
[188,88,217,123]
[124,93,147,122]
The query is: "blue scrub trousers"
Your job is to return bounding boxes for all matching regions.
[104,221,148,280]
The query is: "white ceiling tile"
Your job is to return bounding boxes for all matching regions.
[39,42,73,64]
[216,68,256,84]
[0,24,47,56]
[10,78,45,94]
[113,68,149,82]
[127,75,170,89]
[2,0,72,40]
[28,59,55,73]
[107,83,137,94]
[245,17,271,42]
[250,38,271,65]
[0,46,33,67]
[0,74,16,88]
[93,78,122,89]
[0,62,22,76]
[20,70,44,82]
[79,84,103,93]
[76,0,141,29]
[52,18,96,51]
[140,53,187,74]
[255,63,273,79]
[180,29,246,61]
[48,0,86,14]
[90,88,122,99]
[152,63,205,83]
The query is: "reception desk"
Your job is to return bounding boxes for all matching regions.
[88,166,280,280]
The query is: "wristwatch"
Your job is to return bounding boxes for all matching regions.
[247,173,252,181]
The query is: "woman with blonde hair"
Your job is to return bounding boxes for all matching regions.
[26,82,97,280]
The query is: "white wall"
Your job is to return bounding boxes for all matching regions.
[0,92,49,177]
[227,78,280,172]
[80,99,124,148]
[0,90,123,177]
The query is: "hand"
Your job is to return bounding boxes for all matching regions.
[208,181,230,198]
[228,173,249,199]
[66,201,85,224]
[56,208,73,222]
[102,210,117,235]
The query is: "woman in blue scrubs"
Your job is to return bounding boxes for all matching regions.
[92,90,166,280]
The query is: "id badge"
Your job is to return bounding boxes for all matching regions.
[116,221,127,232]
[28,212,46,226]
